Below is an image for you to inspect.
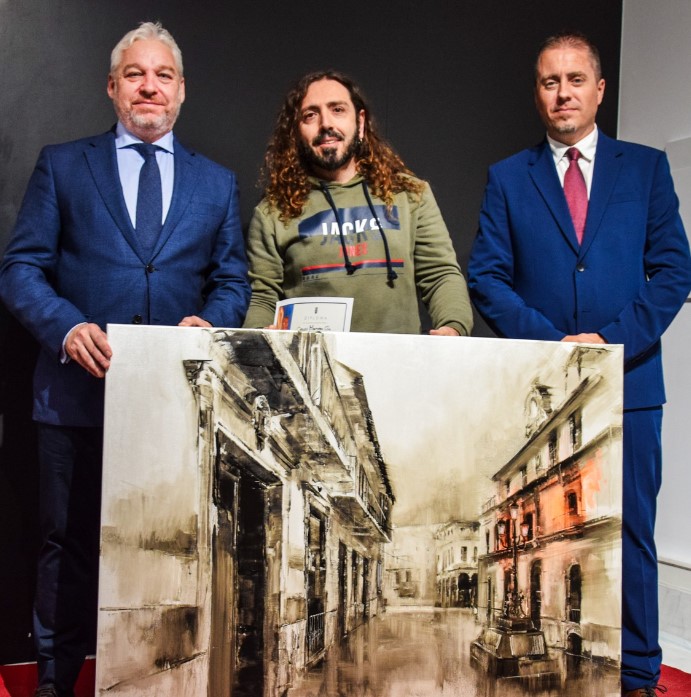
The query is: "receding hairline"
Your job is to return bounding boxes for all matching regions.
[535,33,602,83]
[289,71,368,111]
[300,79,358,108]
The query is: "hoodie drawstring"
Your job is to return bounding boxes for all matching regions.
[318,181,397,285]
[319,182,356,275]
[361,181,398,284]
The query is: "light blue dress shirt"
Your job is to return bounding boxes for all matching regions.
[114,121,175,226]
[61,123,176,359]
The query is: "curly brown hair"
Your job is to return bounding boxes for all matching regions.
[261,70,425,221]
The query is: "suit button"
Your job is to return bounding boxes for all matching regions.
[146,264,156,273]
[132,314,143,324]
[576,264,585,272]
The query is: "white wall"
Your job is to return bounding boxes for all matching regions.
[619,1,691,148]
[619,0,691,569]
[620,0,691,667]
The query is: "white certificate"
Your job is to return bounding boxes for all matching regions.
[274,297,354,332]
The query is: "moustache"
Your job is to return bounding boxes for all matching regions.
[312,128,344,146]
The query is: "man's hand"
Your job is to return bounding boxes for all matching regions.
[65,323,112,378]
[429,326,460,337]
[178,316,212,328]
[561,333,606,344]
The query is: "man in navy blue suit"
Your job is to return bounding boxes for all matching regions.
[469,32,691,696]
[0,22,249,697]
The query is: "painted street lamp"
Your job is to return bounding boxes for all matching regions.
[497,503,529,619]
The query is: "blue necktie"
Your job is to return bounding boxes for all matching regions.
[130,143,162,256]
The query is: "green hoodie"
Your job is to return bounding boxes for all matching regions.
[243,175,473,335]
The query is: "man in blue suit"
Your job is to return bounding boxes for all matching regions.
[468,32,691,697]
[0,22,250,697]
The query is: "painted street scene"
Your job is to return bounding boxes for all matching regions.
[98,327,623,696]
[287,606,619,697]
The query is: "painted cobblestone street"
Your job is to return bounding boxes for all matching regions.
[288,607,620,697]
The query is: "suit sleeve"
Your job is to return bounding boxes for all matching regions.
[468,166,565,341]
[196,173,251,328]
[0,147,88,356]
[597,151,691,362]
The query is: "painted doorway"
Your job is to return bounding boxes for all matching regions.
[530,560,542,630]
[338,542,348,639]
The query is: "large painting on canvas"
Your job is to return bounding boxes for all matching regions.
[97,326,623,696]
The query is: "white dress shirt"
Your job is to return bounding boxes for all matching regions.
[547,125,598,197]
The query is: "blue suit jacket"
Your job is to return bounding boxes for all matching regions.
[468,132,691,409]
[0,130,250,426]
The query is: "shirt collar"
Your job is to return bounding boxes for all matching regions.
[114,121,175,154]
[547,124,598,164]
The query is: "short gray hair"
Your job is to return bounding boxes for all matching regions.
[110,21,183,76]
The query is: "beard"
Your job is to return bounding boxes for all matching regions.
[115,92,183,140]
[552,121,577,135]
[299,127,362,173]
[126,103,181,136]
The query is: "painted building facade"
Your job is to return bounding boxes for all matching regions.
[97,329,394,696]
[383,524,438,607]
[434,521,480,608]
[474,346,623,668]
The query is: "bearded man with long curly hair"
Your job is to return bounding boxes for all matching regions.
[243,70,473,336]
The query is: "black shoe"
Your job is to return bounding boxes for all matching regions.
[33,687,59,697]
[622,685,667,697]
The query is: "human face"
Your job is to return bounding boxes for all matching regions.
[107,39,185,143]
[297,78,365,182]
[535,46,605,146]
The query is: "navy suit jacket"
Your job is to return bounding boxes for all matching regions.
[468,131,691,409]
[0,129,250,426]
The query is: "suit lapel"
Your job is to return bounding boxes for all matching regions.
[528,141,580,254]
[83,131,146,261]
[580,132,624,258]
[151,138,200,258]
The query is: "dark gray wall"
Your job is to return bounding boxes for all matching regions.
[0,0,622,662]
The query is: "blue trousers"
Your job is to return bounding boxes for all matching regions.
[621,407,663,691]
[34,424,103,696]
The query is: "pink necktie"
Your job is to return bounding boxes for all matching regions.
[564,147,588,244]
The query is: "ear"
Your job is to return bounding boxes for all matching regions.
[357,109,365,139]
[596,78,605,106]
[179,77,186,104]
[107,74,115,100]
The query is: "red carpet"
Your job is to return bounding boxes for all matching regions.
[660,664,691,695]
[0,660,688,695]
[0,659,94,697]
